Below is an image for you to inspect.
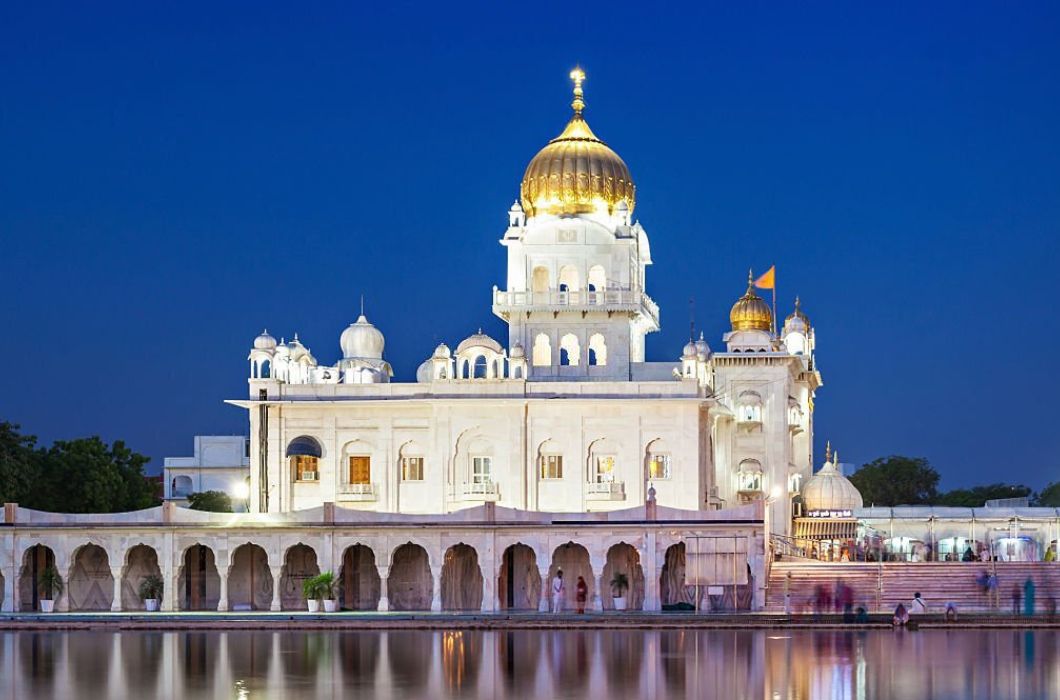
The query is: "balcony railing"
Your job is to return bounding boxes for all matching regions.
[451,481,500,501]
[586,480,626,501]
[492,288,659,325]
[337,482,377,501]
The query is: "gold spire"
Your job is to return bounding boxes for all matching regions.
[570,67,585,115]
[729,270,773,332]
[519,68,636,217]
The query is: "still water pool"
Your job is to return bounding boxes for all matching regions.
[0,628,1055,699]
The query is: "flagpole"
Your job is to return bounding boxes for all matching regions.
[772,275,777,337]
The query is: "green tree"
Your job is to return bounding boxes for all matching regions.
[0,421,42,504]
[186,490,233,513]
[39,437,157,513]
[1037,482,1060,507]
[938,483,1034,507]
[848,455,940,506]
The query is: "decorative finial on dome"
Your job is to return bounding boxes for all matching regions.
[825,440,832,464]
[570,67,585,115]
[360,293,364,317]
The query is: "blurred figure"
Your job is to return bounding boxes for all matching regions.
[945,602,958,621]
[1011,583,1022,615]
[551,569,564,613]
[892,603,909,626]
[911,592,927,614]
[1023,578,1036,616]
[962,547,976,562]
[575,576,588,614]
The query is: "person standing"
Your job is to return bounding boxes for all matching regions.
[1011,583,1022,615]
[1023,578,1036,616]
[575,575,588,614]
[551,569,565,613]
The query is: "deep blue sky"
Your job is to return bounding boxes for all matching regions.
[2,3,1058,488]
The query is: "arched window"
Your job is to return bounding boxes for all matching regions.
[588,333,607,367]
[260,360,271,378]
[737,459,763,492]
[400,442,424,482]
[538,440,563,479]
[532,334,551,367]
[286,435,322,482]
[513,366,523,379]
[737,391,763,423]
[473,355,488,379]
[587,265,606,296]
[560,334,580,367]
[493,359,503,378]
[646,440,672,480]
[531,266,550,293]
[462,359,471,379]
[558,265,579,294]
[173,475,193,497]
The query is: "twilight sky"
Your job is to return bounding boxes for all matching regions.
[1,2,1058,488]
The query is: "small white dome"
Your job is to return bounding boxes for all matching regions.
[274,339,290,358]
[802,448,863,512]
[288,335,307,361]
[432,342,451,359]
[456,330,503,355]
[415,359,432,383]
[694,332,711,359]
[340,315,385,360]
[253,329,277,350]
[510,342,526,359]
[682,340,697,359]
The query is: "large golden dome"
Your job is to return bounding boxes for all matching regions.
[730,272,773,332]
[520,69,635,217]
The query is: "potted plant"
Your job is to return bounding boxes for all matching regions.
[610,572,630,611]
[38,565,64,613]
[316,572,339,612]
[302,575,323,612]
[138,574,164,612]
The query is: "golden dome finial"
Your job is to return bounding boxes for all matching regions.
[570,67,586,115]
[730,270,772,331]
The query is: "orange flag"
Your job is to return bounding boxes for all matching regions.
[754,265,775,290]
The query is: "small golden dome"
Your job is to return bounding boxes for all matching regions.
[520,69,635,217]
[730,271,773,332]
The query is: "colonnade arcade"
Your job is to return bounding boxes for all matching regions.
[1,527,759,613]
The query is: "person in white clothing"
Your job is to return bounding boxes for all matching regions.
[911,592,928,614]
[551,569,565,613]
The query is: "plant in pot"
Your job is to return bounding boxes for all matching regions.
[138,574,164,612]
[316,571,339,612]
[302,575,324,613]
[38,565,64,613]
[610,572,630,611]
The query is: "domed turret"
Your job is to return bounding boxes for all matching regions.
[682,339,697,360]
[432,342,451,359]
[730,271,773,333]
[253,329,277,350]
[520,69,635,217]
[288,334,308,361]
[510,342,525,359]
[340,315,385,360]
[802,443,864,513]
[694,332,711,360]
[456,330,504,356]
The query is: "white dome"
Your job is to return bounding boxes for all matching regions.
[694,332,711,359]
[415,359,432,383]
[802,450,863,512]
[340,315,385,360]
[274,339,290,359]
[432,342,451,359]
[253,329,277,350]
[682,340,697,359]
[456,330,503,355]
[288,335,308,361]
[510,342,525,359]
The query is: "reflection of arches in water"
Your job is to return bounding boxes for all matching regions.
[548,542,594,611]
[19,544,55,611]
[123,544,162,611]
[601,542,645,610]
[660,630,687,695]
[340,544,381,610]
[442,630,483,693]
[280,544,320,610]
[225,632,271,684]
[68,544,114,611]
[19,631,60,694]
[339,632,381,682]
[180,632,216,694]
[441,544,483,611]
[497,630,542,691]
[604,630,645,690]
[548,630,592,695]
[498,544,541,610]
[121,631,164,693]
[179,545,220,611]
[660,543,693,606]
[280,630,319,680]
[388,631,433,691]
[388,544,431,611]
[228,543,272,611]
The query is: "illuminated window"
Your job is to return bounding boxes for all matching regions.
[588,334,607,366]
[532,334,551,367]
[401,456,424,481]
[648,454,672,480]
[348,456,370,484]
[540,454,563,480]
[472,456,492,484]
[738,460,763,492]
[560,334,580,366]
[292,455,319,482]
[594,455,616,483]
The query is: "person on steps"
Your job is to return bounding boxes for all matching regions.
[911,592,927,614]
[551,569,565,613]
[892,603,909,626]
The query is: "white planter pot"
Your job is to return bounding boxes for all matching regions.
[40,599,55,613]
[323,599,338,613]
[145,599,160,612]
[307,600,321,613]
[613,596,628,611]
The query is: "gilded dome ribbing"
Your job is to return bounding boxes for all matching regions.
[729,272,773,332]
[520,69,635,217]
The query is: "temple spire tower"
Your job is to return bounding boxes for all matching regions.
[493,68,659,379]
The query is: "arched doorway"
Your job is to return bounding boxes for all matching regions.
[67,544,113,611]
[601,542,645,610]
[660,543,692,608]
[228,543,272,611]
[280,544,319,610]
[388,543,431,611]
[122,544,162,611]
[178,544,220,611]
[18,544,56,611]
[548,542,594,611]
[497,543,541,611]
[340,544,381,610]
[440,543,483,611]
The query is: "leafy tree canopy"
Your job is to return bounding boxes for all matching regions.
[186,490,232,513]
[937,483,1034,507]
[1037,482,1060,507]
[848,455,940,506]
